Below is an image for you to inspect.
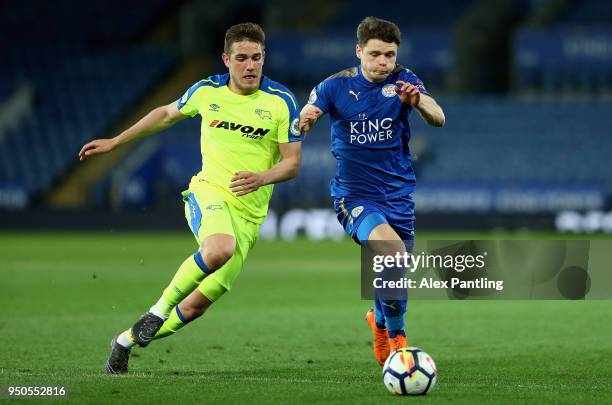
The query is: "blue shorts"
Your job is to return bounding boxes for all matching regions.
[333,195,415,244]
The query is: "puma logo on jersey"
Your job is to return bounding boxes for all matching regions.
[349,90,360,100]
[209,120,270,138]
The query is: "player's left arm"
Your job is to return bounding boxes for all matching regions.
[396,80,445,127]
[229,142,301,197]
[415,93,445,127]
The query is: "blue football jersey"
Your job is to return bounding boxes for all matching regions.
[309,64,429,200]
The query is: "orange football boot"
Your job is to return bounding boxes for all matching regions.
[388,334,408,353]
[365,309,390,366]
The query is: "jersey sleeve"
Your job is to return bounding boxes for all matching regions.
[177,81,203,117]
[308,79,332,114]
[276,89,302,144]
[403,69,430,96]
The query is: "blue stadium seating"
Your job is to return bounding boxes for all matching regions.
[410,98,612,188]
[556,0,612,27]
[326,0,475,29]
[0,1,175,202]
[0,46,176,196]
[0,0,169,43]
[514,0,612,93]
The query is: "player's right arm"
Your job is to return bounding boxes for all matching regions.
[299,104,324,132]
[299,81,333,133]
[79,102,187,161]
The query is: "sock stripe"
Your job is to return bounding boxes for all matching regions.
[193,252,212,274]
[175,306,189,323]
[385,314,405,334]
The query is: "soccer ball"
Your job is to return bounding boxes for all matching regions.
[382,347,437,395]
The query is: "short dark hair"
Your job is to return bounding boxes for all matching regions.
[224,22,265,54]
[357,17,401,46]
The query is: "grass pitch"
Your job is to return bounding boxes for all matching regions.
[1,232,611,404]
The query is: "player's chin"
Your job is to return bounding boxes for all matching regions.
[241,75,260,87]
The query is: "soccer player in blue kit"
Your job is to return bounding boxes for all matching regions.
[299,17,445,366]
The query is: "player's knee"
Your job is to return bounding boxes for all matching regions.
[200,235,236,271]
[178,303,205,321]
[201,245,235,270]
[178,295,212,321]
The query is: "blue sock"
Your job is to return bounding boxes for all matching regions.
[380,299,407,338]
[374,298,386,329]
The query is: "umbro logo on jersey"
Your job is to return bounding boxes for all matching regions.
[209,104,221,112]
[209,120,270,140]
[349,90,360,100]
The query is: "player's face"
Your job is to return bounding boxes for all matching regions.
[356,39,398,83]
[223,41,265,95]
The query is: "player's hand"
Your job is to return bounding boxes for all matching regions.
[299,110,319,133]
[395,80,420,107]
[230,171,264,196]
[79,139,117,161]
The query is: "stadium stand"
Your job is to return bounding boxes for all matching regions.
[514,1,612,93]
[555,0,612,27]
[325,0,475,29]
[263,0,476,91]
[2,0,610,216]
[0,1,175,205]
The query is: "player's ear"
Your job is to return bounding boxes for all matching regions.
[356,44,362,60]
[222,53,230,68]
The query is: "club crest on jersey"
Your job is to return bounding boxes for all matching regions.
[209,103,220,112]
[351,206,364,217]
[255,108,272,120]
[382,84,398,98]
[308,88,317,104]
